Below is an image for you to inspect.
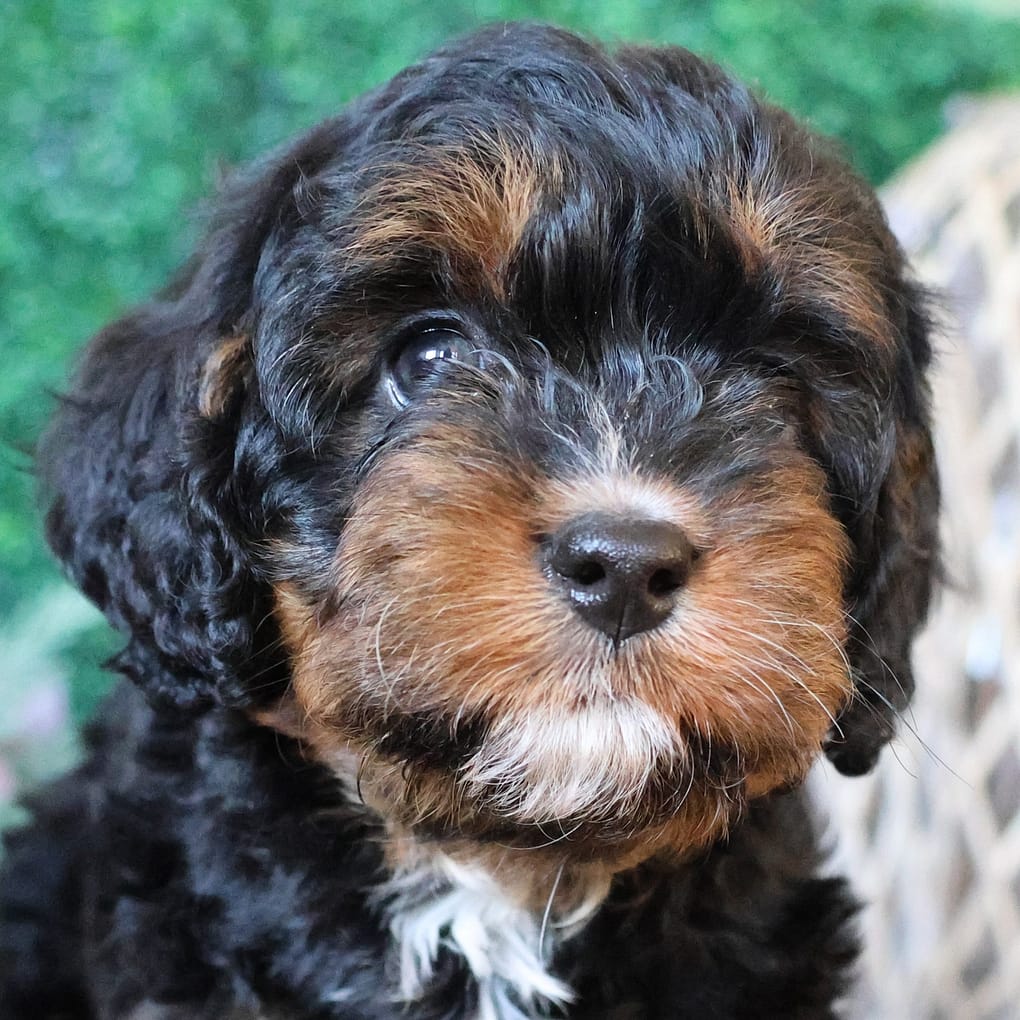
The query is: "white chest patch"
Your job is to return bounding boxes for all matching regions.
[380,855,596,1020]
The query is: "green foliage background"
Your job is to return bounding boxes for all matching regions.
[2,0,1019,791]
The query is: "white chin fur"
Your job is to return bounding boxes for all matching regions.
[460,696,677,825]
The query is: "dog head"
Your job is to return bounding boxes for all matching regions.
[42,24,938,861]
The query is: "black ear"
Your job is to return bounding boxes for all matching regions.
[824,283,940,775]
[40,122,348,711]
[41,312,273,711]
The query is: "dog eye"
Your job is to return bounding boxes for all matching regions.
[386,327,481,405]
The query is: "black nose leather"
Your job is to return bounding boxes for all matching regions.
[546,513,696,642]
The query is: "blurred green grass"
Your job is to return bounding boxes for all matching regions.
[2,0,1019,773]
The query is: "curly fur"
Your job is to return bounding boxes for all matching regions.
[1,23,937,1019]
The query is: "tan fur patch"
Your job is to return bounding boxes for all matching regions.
[345,135,558,298]
[198,334,249,418]
[888,422,937,534]
[196,332,248,416]
[721,175,893,349]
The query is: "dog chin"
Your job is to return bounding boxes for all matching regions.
[459,695,678,826]
[340,710,752,862]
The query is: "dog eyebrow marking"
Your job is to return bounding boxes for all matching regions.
[721,175,893,349]
[345,135,558,298]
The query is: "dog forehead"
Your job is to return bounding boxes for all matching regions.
[250,31,902,394]
[329,83,895,357]
[332,39,717,284]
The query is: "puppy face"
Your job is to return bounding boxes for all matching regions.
[280,369,848,853]
[43,25,938,862]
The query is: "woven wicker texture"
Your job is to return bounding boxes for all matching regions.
[820,96,1020,1019]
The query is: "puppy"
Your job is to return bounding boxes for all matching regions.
[0,23,938,1020]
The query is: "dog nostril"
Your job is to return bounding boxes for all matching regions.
[648,565,686,598]
[546,512,697,642]
[567,559,607,587]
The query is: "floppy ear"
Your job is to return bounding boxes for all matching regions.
[824,283,940,775]
[40,123,348,711]
[43,310,248,710]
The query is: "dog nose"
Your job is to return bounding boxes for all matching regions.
[546,513,697,642]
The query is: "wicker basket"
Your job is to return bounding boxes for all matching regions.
[820,96,1020,1019]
